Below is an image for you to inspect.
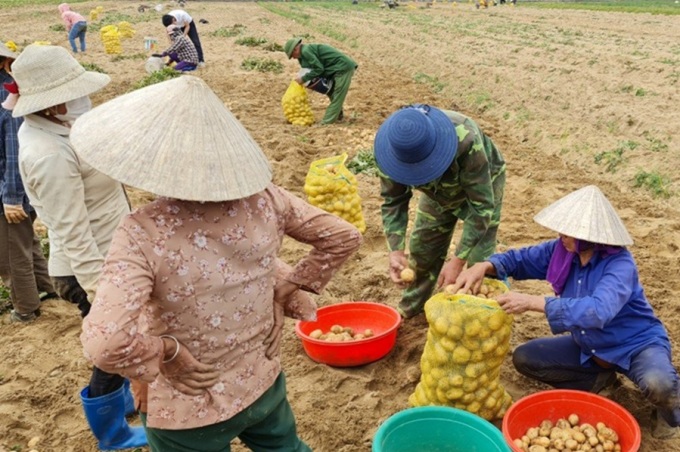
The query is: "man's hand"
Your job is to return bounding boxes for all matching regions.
[496,292,546,314]
[160,339,220,396]
[389,250,410,287]
[3,204,28,224]
[436,256,466,289]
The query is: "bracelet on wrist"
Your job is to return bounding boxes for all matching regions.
[160,335,181,363]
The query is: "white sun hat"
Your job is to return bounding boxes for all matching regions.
[0,42,17,59]
[70,75,273,202]
[534,185,633,246]
[10,45,110,118]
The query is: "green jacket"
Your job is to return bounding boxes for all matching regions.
[379,110,506,260]
[298,44,357,84]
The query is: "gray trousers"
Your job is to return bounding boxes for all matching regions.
[0,211,54,315]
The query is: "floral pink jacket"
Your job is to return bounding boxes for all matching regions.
[81,184,362,429]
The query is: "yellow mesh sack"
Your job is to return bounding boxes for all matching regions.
[408,278,514,421]
[281,80,314,126]
[117,21,135,39]
[303,153,366,233]
[89,9,100,21]
[100,27,122,55]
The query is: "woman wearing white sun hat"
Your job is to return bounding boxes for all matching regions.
[452,185,680,439]
[7,44,147,450]
[73,75,361,451]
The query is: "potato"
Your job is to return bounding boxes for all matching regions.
[309,329,323,339]
[568,413,580,426]
[364,329,374,337]
[400,268,415,282]
[444,284,457,294]
[330,324,343,334]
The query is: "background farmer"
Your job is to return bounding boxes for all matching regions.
[162,9,204,66]
[9,44,146,450]
[74,75,362,452]
[373,104,506,319]
[58,3,87,53]
[285,37,357,124]
[154,24,198,72]
[453,185,680,440]
[0,42,56,323]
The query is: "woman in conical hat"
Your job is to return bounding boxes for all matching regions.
[73,75,362,451]
[453,185,680,439]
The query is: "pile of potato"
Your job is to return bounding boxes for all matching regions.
[308,324,374,342]
[409,279,514,420]
[444,281,506,299]
[281,81,314,126]
[513,415,622,452]
[100,25,122,54]
[304,156,366,233]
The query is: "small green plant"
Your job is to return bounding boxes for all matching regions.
[346,149,379,177]
[49,23,65,32]
[634,88,647,96]
[594,141,637,173]
[81,62,107,73]
[129,67,181,91]
[413,72,446,93]
[240,57,283,74]
[210,24,246,38]
[262,42,284,52]
[633,171,672,199]
[111,53,147,62]
[235,36,268,47]
[642,131,669,153]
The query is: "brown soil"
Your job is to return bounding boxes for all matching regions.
[1,2,679,451]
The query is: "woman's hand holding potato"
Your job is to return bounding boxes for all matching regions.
[447,261,495,295]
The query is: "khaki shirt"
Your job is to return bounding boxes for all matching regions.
[17,115,130,300]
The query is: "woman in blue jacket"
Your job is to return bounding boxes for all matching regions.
[452,185,679,439]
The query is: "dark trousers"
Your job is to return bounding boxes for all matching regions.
[188,21,204,63]
[51,275,124,398]
[514,335,680,427]
[141,373,310,452]
[0,210,54,315]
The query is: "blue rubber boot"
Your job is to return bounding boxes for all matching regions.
[122,379,136,416]
[80,384,148,450]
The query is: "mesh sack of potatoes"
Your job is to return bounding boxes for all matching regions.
[117,21,136,39]
[281,80,314,126]
[89,9,100,21]
[408,278,514,421]
[100,26,122,55]
[303,153,366,233]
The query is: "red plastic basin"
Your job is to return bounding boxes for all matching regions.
[502,389,641,452]
[295,301,401,367]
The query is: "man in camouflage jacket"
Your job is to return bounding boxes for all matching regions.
[374,105,506,318]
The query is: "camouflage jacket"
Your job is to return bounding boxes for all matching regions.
[379,110,506,260]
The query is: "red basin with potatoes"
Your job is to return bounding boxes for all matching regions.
[502,389,641,452]
[295,301,401,367]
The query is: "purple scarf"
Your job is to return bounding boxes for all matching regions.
[546,239,623,295]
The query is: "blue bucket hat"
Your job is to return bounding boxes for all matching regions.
[374,105,458,186]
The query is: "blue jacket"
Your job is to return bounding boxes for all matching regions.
[489,239,670,371]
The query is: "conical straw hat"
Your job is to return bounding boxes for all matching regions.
[533,185,633,246]
[70,76,272,202]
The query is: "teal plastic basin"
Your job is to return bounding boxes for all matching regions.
[373,406,511,452]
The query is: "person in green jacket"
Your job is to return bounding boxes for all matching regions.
[374,104,506,318]
[284,38,357,124]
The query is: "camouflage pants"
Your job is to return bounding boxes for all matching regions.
[400,172,505,317]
